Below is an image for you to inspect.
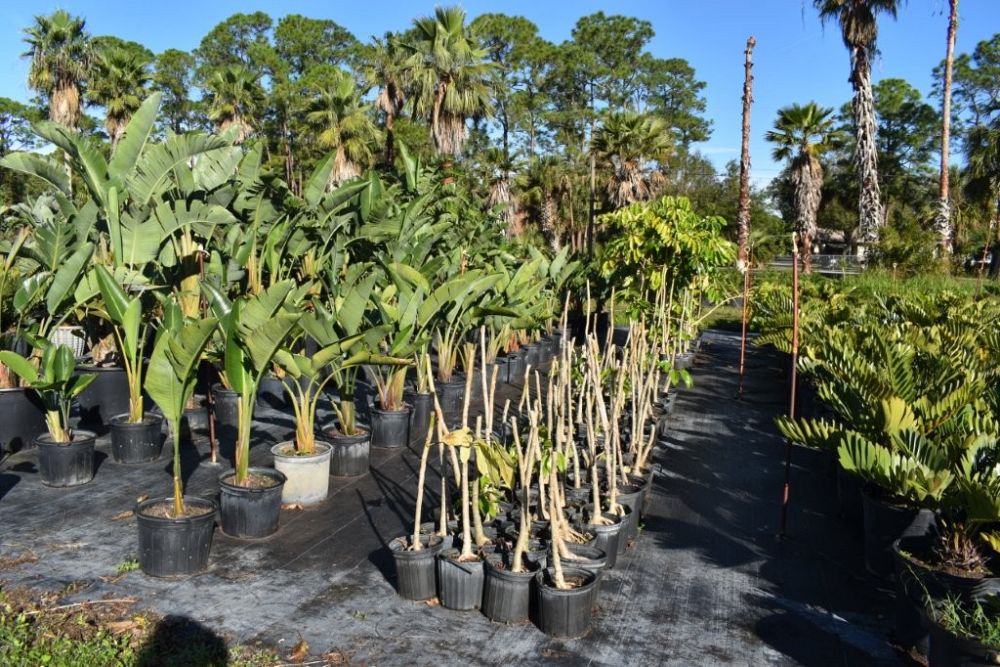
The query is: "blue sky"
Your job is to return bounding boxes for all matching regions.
[0,1,997,186]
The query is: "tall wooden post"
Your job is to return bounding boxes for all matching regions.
[737,36,756,399]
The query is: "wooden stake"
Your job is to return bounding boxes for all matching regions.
[736,36,756,268]
[779,233,800,537]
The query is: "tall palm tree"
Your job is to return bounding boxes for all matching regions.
[935,0,959,256]
[205,65,263,143]
[815,0,903,251]
[305,69,379,187]
[89,45,153,147]
[964,122,1000,275]
[591,111,672,209]
[362,33,408,167]
[766,102,840,272]
[22,10,91,129]
[403,7,493,160]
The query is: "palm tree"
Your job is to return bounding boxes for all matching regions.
[89,44,153,147]
[815,0,903,251]
[591,111,672,209]
[22,10,91,129]
[205,65,263,143]
[935,0,959,256]
[766,102,841,272]
[403,7,493,160]
[305,69,379,188]
[362,33,408,167]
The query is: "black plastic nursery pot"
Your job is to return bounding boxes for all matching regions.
[77,366,130,433]
[256,374,290,410]
[674,351,695,370]
[436,377,466,427]
[370,406,411,448]
[482,553,539,624]
[616,483,645,543]
[535,566,599,638]
[611,325,631,348]
[179,396,209,444]
[861,489,936,578]
[35,431,96,487]
[390,534,444,601]
[218,467,287,539]
[564,543,608,578]
[405,391,433,446]
[836,466,864,527]
[581,516,623,569]
[436,548,485,611]
[211,384,239,463]
[927,615,1000,667]
[506,353,526,386]
[136,496,217,577]
[892,535,1000,652]
[522,342,541,367]
[109,413,164,464]
[0,387,46,453]
[326,430,370,477]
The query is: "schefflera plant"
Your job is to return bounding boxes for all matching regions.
[145,303,218,516]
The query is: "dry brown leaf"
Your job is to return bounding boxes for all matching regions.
[111,510,134,521]
[136,495,149,504]
[288,638,309,662]
[423,597,440,607]
[104,619,141,634]
[324,651,352,665]
[281,503,305,511]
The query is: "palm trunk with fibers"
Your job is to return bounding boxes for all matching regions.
[936,0,959,257]
[851,47,884,250]
[793,156,823,274]
[384,108,395,167]
[737,36,756,268]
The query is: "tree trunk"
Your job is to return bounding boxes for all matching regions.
[737,36,756,268]
[586,83,596,258]
[385,108,395,168]
[935,0,959,257]
[851,46,884,251]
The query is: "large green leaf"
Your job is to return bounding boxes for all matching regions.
[46,242,94,314]
[0,351,38,384]
[146,317,218,424]
[0,152,70,197]
[304,152,335,206]
[108,93,161,185]
[128,133,232,205]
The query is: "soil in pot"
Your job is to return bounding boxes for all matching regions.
[436,548,485,611]
[390,534,444,601]
[136,497,217,577]
[76,366,130,433]
[862,488,936,578]
[0,387,45,454]
[482,553,539,624]
[325,429,370,477]
[218,468,286,539]
[371,406,411,448]
[271,442,332,505]
[35,431,96,487]
[405,391,432,446]
[534,566,599,638]
[110,413,164,464]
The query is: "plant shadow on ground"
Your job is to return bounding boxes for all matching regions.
[0,473,18,502]
[654,332,902,665]
[134,615,229,667]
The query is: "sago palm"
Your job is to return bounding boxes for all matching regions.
[304,69,379,188]
[766,102,840,272]
[404,6,493,158]
[205,65,263,143]
[89,44,153,147]
[591,111,672,209]
[22,10,91,129]
[815,0,903,248]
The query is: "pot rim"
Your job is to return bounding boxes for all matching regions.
[218,467,287,492]
[77,364,126,372]
[135,495,218,525]
[110,413,165,427]
[271,441,333,460]
[390,533,443,556]
[35,430,97,447]
[371,404,412,416]
[535,565,599,593]
[324,428,370,444]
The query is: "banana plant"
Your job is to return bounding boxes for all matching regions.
[0,342,95,443]
[203,279,303,485]
[145,303,218,516]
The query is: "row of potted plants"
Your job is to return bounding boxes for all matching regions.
[763,282,1000,664]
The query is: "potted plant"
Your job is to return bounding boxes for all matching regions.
[926,595,1000,667]
[92,265,164,463]
[271,324,375,504]
[0,342,97,487]
[139,305,219,576]
[204,280,302,538]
